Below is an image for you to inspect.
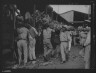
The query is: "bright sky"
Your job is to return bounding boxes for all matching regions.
[50,5,91,14]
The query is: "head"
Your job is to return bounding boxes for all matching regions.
[16,21,24,28]
[16,15,24,22]
[43,24,49,29]
[61,27,67,32]
[67,28,70,31]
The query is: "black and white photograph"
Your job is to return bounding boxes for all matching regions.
[1,0,96,71]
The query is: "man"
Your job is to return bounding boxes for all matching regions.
[51,28,60,58]
[36,27,43,56]
[79,30,87,46]
[84,31,91,69]
[67,29,72,52]
[17,23,29,66]
[28,25,38,63]
[60,27,70,63]
[73,29,77,46]
[43,25,55,61]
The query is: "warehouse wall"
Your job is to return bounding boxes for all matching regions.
[74,11,88,21]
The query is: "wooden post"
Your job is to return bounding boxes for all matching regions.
[90,1,96,69]
[88,5,91,20]
[12,4,17,60]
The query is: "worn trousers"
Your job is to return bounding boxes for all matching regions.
[60,42,68,61]
[68,39,72,51]
[17,40,28,64]
[43,39,53,57]
[29,38,36,60]
[73,36,76,46]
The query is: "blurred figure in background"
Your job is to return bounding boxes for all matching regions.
[67,29,72,52]
[73,29,77,46]
[84,31,91,69]
[79,29,87,46]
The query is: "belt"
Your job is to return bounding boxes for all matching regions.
[47,38,51,39]
[61,41,68,42]
[18,38,27,41]
[81,37,86,39]
[84,43,90,47]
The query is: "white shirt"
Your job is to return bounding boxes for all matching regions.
[84,31,91,46]
[31,27,38,35]
[80,31,87,38]
[17,27,29,39]
[29,26,38,39]
[60,31,69,42]
[43,27,53,39]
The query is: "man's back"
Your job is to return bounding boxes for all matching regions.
[17,27,29,39]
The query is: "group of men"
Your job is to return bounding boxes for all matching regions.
[15,20,73,66]
[16,22,38,66]
[42,25,91,68]
[2,4,91,69]
[15,12,91,69]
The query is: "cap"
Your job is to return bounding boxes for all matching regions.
[61,26,67,31]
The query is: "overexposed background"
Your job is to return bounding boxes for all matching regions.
[50,5,91,14]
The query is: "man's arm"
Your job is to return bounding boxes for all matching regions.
[67,32,70,41]
[32,27,38,35]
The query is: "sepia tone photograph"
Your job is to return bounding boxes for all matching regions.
[1,0,96,71]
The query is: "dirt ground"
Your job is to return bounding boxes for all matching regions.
[37,45,85,69]
[2,45,85,69]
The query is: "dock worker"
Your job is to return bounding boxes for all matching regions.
[60,27,70,63]
[67,29,72,52]
[43,25,55,62]
[84,31,91,69]
[79,29,87,46]
[27,24,38,63]
[17,23,29,66]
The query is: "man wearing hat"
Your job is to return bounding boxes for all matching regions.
[60,27,70,63]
